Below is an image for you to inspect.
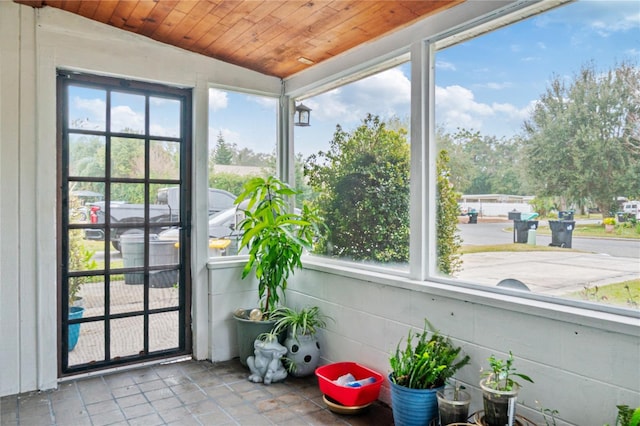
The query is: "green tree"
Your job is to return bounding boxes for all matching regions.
[523,62,640,214]
[305,114,410,263]
[437,150,463,275]
[439,128,528,196]
[214,132,233,165]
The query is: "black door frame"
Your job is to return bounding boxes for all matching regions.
[57,71,192,376]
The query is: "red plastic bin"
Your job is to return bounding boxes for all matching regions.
[315,362,384,406]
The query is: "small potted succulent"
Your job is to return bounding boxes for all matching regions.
[271,305,332,377]
[389,320,470,426]
[479,351,534,426]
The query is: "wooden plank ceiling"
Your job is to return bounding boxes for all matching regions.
[15,0,463,78]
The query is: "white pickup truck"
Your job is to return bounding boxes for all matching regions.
[622,200,640,219]
[84,187,236,250]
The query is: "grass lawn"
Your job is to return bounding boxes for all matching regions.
[534,221,640,239]
[565,280,640,309]
[461,243,638,308]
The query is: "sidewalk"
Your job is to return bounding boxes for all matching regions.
[457,250,640,296]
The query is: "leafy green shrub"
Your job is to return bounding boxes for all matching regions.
[305,114,410,263]
[437,150,463,275]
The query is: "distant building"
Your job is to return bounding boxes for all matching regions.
[458,194,534,217]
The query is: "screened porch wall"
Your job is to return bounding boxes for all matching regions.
[207,260,639,426]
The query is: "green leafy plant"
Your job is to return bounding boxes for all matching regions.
[389,320,470,390]
[236,176,324,317]
[68,196,97,305]
[536,401,559,426]
[481,351,533,391]
[271,306,332,338]
[605,405,640,426]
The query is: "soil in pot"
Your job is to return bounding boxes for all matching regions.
[437,388,471,425]
[480,378,519,426]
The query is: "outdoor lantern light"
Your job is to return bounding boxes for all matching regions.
[294,103,311,127]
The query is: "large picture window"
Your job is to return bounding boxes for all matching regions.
[296,63,412,272]
[434,0,639,311]
[207,88,277,255]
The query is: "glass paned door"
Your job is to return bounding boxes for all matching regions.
[58,72,192,375]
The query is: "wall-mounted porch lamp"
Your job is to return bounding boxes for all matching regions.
[294,103,311,127]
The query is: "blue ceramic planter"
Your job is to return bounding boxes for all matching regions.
[68,306,85,351]
[389,375,443,426]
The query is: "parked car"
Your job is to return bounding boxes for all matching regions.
[85,187,236,251]
[158,201,302,257]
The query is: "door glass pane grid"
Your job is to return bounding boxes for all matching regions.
[60,73,190,374]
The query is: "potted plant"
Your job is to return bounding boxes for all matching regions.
[604,217,616,233]
[479,351,534,426]
[605,404,640,426]
[437,383,472,425]
[389,320,470,426]
[271,305,332,377]
[233,176,323,367]
[67,197,97,351]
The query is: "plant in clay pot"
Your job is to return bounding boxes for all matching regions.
[479,351,534,426]
[389,320,470,426]
[232,176,323,366]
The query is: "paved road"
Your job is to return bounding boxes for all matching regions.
[458,221,640,259]
[457,220,640,298]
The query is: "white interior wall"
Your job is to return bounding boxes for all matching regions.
[0,1,280,396]
[208,260,639,426]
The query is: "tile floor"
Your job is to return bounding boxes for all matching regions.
[0,358,394,426]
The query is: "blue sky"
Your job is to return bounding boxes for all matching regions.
[210,0,639,157]
[69,1,638,159]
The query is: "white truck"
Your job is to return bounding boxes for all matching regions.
[84,187,236,250]
[622,200,640,220]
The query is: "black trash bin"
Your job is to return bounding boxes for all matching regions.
[616,212,627,223]
[514,220,539,244]
[558,210,574,221]
[468,210,478,224]
[549,220,575,248]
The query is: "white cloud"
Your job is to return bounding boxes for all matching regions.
[591,11,640,36]
[209,88,229,112]
[436,60,457,71]
[111,105,144,133]
[308,68,411,125]
[435,85,533,137]
[248,94,277,109]
[73,96,105,128]
[482,82,513,90]
[209,127,242,148]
